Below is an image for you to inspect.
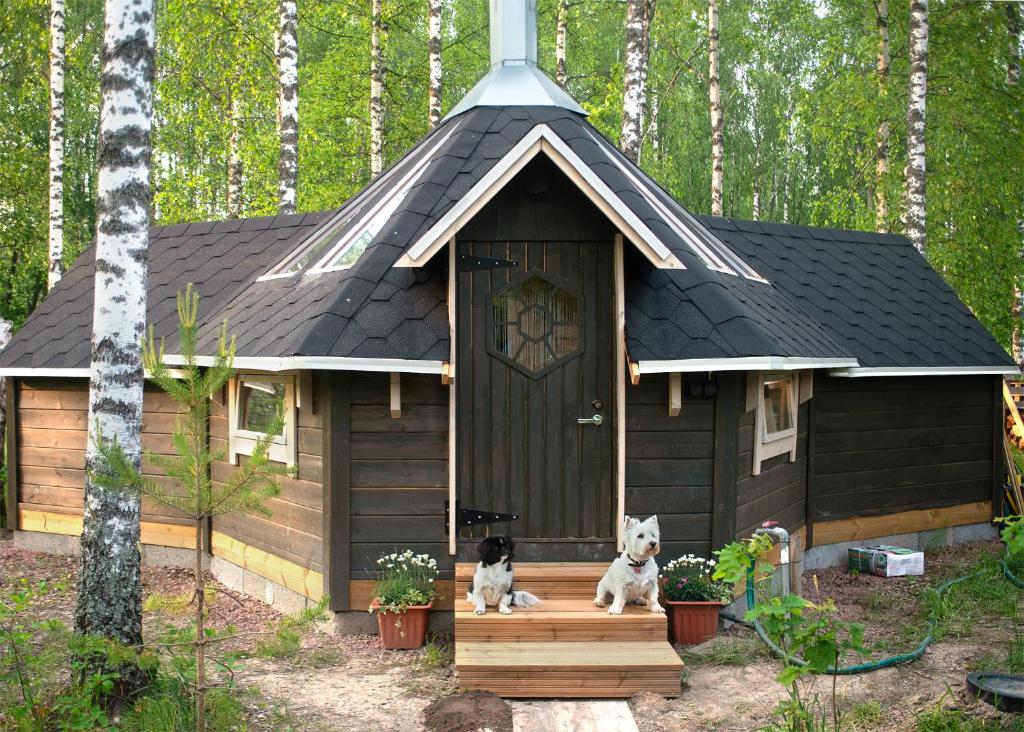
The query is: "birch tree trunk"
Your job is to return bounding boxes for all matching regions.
[227,95,243,219]
[0,319,10,527]
[1009,1,1022,363]
[708,0,723,216]
[47,0,66,290]
[74,0,154,674]
[277,0,298,215]
[875,0,890,233]
[556,0,568,87]
[427,0,441,129]
[370,0,384,176]
[906,0,928,255]
[620,0,646,162]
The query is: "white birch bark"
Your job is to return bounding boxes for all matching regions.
[74,0,154,652]
[0,319,11,519]
[620,0,646,162]
[47,0,66,290]
[708,0,723,216]
[428,0,442,129]
[556,0,568,87]
[370,0,384,176]
[875,0,890,233]
[906,0,928,255]
[227,94,243,218]
[277,0,299,215]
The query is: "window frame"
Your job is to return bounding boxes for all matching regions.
[752,371,798,475]
[228,373,297,468]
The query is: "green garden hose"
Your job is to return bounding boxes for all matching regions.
[1002,555,1024,589]
[739,568,985,675]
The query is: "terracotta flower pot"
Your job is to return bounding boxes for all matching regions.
[371,599,433,649]
[665,600,721,645]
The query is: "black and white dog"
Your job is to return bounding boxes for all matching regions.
[594,515,665,615]
[466,535,540,615]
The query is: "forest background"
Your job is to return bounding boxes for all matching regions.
[1,0,1021,351]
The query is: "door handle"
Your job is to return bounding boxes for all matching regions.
[577,414,603,426]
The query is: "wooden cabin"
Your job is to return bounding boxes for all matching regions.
[1,0,1015,697]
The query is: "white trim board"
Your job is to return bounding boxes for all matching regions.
[637,357,859,374]
[395,124,685,271]
[830,365,1019,377]
[161,355,445,374]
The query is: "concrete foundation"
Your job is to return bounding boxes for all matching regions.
[15,530,206,569]
[802,520,998,571]
[331,608,455,637]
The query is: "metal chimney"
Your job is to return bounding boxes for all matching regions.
[490,0,538,67]
[444,0,586,119]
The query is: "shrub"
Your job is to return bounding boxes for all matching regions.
[660,555,732,603]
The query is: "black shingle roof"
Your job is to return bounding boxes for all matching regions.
[0,106,1011,373]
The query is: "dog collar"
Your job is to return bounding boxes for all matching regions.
[626,554,650,571]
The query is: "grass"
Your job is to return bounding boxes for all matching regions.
[844,699,883,729]
[253,627,301,660]
[143,587,215,617]
[915,702,1024,732]
[678,635,770,667]
[973,634,1024,674]
[419,637,453,671]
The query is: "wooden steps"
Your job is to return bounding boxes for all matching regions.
[454,562,683,698]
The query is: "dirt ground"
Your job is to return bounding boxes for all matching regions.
[4,537,1024,731]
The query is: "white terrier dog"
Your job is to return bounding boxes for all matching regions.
[594,515,664,615]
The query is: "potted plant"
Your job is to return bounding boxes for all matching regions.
[660,554,731,645]
[369,549,438,649]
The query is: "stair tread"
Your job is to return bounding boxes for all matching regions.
[455,598,664,619]
[456,641,684,670]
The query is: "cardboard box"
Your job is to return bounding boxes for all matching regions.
[848,545,924,577]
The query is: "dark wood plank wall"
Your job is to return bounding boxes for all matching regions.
[16,378,193,526]
[346,373,453,579]
[734,374,809,539]
[808,374,996,523]
[625,374,715,558]
[209,382,324,572]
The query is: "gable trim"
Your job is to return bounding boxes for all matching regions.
[830,365,1018,377]
[0,357,446,378]
[395,124,686,270]
[637,357,859,374]
[0,368,92,377]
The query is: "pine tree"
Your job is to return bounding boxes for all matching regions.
[277,0,299,215]
[875,0,890,233]
[428,0,442,128]
[906,0,928,255]
[73,0,155,696]
[371,0,385,176]
[620,0,648,162]
[709,0,723,216]
[47,0,66,290]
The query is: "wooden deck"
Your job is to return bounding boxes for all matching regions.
[454,562,684,698]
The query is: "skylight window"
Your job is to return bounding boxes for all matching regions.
[259,120,461,280]
[587,129,766,282]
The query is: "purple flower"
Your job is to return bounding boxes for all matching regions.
[676,582,683,588]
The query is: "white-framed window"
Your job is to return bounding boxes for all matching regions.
[752,372,798,475]
[228,374,297,468]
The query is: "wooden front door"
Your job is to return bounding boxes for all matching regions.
[457,240,615,539]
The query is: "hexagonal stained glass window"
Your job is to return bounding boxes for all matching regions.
[490,273,581,375]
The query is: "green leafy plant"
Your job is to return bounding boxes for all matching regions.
[998,514,1024,560]
[713,535,866,732]
[660,554,732,603]
[370,550,438,615]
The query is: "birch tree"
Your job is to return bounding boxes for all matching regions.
[0,318,11,526]
[620,0,647,162]
[709,0,723,216]
[227,94,243,218]
[556,0,568,87]
[73,0,155,685]
[1009,1,1022,362]
[47,0,66,290]
[370,0,384,176]
[875,0,890,233]
[277,0,299,215]
[428,0,442,128]
[906,0,928,255]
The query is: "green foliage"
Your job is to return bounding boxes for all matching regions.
[419,637,454,671]
[998,515,1024,560]
[660,554,732,603]
[712,532,775,586]
[370,550,439,615]
[914,694,1024,732]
